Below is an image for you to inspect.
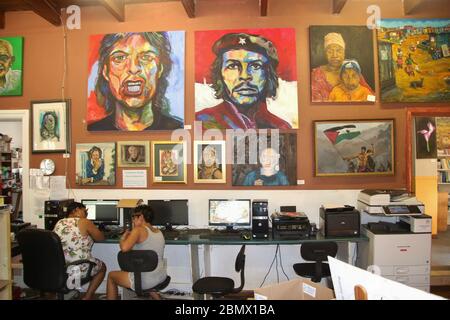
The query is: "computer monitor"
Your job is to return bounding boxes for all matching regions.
[148,200,189,230]
[81,199,119,228]
[208,199,251,230]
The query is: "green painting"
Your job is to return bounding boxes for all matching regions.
[0,36,23,96]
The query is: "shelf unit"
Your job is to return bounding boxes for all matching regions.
[0,151,12,205]
[437,156,450,185]
[0,207,12,300]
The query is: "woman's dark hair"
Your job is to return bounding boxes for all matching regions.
[134,204,154,224]
[88,146,103,159]
[66,201,86,217]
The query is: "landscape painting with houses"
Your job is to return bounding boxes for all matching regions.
[377,19,450,103]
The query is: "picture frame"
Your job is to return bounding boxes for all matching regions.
[232,133,297,186]
[377,19,450,103]
[152,141,187,184]
[31,100,70,153]
[75,142,116,186]
[193,141,226,184]
[309,26,376,104]
[117,141,150,167]
[0,36,24,97]
[314,120,394,176]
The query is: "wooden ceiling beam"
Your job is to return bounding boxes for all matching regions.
[403,0,424,15]
[99,0,125,22]
[181,0,195,18]
[22,0,61,26]
[260,0,268,16]
[332,0,347,14]
[0,11,4,29]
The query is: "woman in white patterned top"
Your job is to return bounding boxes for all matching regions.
[54,202,106,300]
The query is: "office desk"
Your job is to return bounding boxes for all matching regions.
[97,231,368,298]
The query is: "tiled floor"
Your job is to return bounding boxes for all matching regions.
[432,229,450,266]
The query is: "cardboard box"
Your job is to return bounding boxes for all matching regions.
[117,199,143,208]
[254,278,335,300]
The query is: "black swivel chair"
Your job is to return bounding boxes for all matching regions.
[117,250,171,299]
[192,245,246,299]
[293,241,338,283]
[17,228,96,300]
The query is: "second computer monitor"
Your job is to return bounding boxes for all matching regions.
[209,199,251,230]
[148,200,189,229]
[81,199,119,227]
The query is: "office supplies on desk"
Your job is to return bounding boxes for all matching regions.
[271,211,310,239]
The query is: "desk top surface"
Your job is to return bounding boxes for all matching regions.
[97,230,368,245]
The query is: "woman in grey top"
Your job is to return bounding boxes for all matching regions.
[106,205,167,300]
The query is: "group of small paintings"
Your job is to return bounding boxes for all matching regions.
[415,116,450,159]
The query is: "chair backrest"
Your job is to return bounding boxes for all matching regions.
[233,245,246,293]
[117,250,159,296]
[300,241,338,262]
[17,228,67,292]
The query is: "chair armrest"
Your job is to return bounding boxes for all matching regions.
[66,259,96,279]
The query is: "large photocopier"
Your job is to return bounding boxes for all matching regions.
[357,189,432,292]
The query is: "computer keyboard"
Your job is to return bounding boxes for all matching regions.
[199,232,244,240]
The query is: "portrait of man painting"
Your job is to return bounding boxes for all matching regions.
[76,143,116,186]
[309,26,375,103]
[436,117,450,156]
[377,19,450,103]
[315,120,394,176]
[0,37,23,96]
[31,100,70,153]
[232,133,297,186]
[415,116,437,159]
[195,28,299,129]
[117,141,149,167]
[86,31,185,131]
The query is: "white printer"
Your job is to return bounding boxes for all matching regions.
[357,189,424,216]
[357,189,430,233]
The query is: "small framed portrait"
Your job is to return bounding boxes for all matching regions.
[152,141,187,184]
[117,141,150,167]
[194,141,226,184]
[75,142,116,186]
[31,100,70,153]
[314,120,395,176]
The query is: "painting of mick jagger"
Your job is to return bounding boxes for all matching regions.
[377,19,450,103]
[315,120,394,176]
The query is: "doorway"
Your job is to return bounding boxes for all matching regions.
[0,110,32,225]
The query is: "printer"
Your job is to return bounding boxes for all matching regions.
[357,189,424,216]
[357,189,430,233]
[319,205,360,237]
[271,211,310,239]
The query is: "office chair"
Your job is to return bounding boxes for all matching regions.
[192,245,246,299]
[293,241,338,283]
[117,250,171,299]
[17,228,96,300]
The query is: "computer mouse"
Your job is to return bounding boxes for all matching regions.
[242,233,251,240]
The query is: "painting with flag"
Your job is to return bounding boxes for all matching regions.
[315,120,394,176]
